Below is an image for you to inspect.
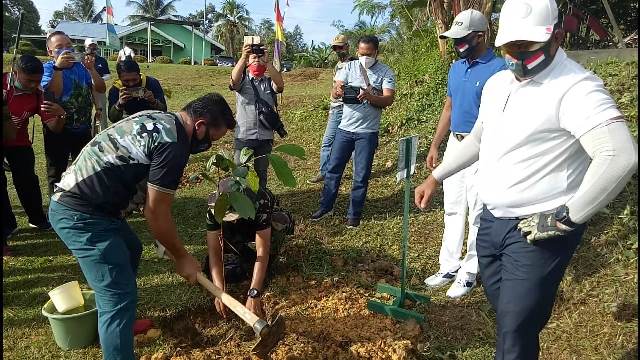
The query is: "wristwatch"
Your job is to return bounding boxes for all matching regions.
[554,205,577,229]
[247,288,262,299]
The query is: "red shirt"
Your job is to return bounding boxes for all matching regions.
[3,72,55,147]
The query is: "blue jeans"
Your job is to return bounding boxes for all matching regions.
[49,200,141,360]
[476,207,584,360]
[319,128,378,219]
[319,106,343,176]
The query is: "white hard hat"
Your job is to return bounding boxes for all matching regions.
[84,38,98,47]
[439,9,489,39]
[494,0,558,47]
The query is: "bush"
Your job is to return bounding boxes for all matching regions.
[203,58,217,66]
[9,41,38,56]
[178,57,192,65]
[155,56,172,64]
[133,55,147,63]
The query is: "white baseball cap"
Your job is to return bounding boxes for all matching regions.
[84,38,98,46]
[494,0,558,47]
[439,9,489,39]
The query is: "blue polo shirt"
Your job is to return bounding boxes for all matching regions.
[447,48,507,133]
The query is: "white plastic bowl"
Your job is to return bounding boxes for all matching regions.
[48,281,85,314]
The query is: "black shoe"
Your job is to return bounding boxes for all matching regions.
[307,174,324,184]
[310,209,333,221]
[346,218,360,228]
[28,221,52,231]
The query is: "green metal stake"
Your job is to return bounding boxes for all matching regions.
[367,136,430,323]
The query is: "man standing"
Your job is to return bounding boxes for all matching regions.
[230,43,284,189]
[85,38,111,132]
[2,55,66,255]
[423,9,507,298]
[41,31,106,196]
[49,93,236,360]
[117,43,135,62]
[308,34,357,184]
[108,59,167,122]
[415,0,637,358]
[311,35,396,228]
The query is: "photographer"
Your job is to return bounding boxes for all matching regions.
[108,59,167,123]
[85,38,111,132]
[311,35,396,228]
[230,42,285,190]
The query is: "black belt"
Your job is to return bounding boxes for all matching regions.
[453,132,467,141]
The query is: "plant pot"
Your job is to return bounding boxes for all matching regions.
[42,291,98,350]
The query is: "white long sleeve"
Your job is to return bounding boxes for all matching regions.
[431,119,483,182]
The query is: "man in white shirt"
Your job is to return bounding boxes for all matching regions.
[414,0,637,359]
[117,44,135,63]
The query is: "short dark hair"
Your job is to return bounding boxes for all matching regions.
[358,35,380,50]
[46,31,68,47]
[16,54,44,75]
[116,59,140,75]
[182,93,236,130]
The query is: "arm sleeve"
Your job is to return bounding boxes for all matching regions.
[431,116,483,182]
[565,120,638,223]
[149,79,167,110]
[382,69,396,90]
[40,62,54,89]
[147,141,187,194]
[336,63,349,83]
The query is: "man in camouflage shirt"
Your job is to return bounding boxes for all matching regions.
[48,93,236,360]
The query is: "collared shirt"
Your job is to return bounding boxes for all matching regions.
[94,55,110,78]
[107,75,167,122]
[52,111,190,218]
[476,48,623,217]
[233,72,278,140]
[447,48,507,133]
[335,59,396,133]
[41,61,94,133]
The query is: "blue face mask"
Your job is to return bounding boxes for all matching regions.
[54,48,75,57]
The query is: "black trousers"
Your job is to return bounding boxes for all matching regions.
[476,207,585,360]
[43,127,91,196]
[1,146,48,240]
[234,138,273,190]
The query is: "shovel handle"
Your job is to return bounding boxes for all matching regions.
[195,272,262,327]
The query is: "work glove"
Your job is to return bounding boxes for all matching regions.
[517,211,574,244]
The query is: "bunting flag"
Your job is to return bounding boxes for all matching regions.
[273,0,286,71]
[105,0,120,50]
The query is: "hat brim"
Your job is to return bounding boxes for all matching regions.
[494,25,553,47]
[439,28,472,39]
[331,42,347,47]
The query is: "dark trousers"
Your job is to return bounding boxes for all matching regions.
[476,207,584,360]
[319,129,378,219]
[2,146,48,240]
[234,138,273,190]
[43,127,91,196]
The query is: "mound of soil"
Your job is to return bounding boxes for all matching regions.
[144,278,424,359]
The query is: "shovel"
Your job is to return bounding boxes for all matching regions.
[162,246,284,357]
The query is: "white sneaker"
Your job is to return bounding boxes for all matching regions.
[446,273,477,299]
[424,269,459,288]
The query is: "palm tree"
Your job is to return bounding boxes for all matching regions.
[212,0,252,58]
[71,0,98,22]
[126,0,179,24]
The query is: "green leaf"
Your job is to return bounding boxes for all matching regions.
[273,144,306,159]
[229,191,256,219]
[232,166,249,178]
[239,147,254,164]
[268,153,297,187]
[200,171,215,182]
[246,170,259,192]
[213,193,230,224]
[206,155,218,173]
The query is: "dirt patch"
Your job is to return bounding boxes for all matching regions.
[284,69,323,83]
[145,279,423,359]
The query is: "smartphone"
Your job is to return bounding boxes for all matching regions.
[243,36,261,45]
[126,87,145,98]
[44,91,56,103]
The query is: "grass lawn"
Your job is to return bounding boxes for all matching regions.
[2,58,638,359]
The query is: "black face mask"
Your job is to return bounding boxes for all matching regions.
[503,40,555,80]
[190,124,212,154]
[453,33,479,59]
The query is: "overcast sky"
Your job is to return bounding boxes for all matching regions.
[31,0,363,45]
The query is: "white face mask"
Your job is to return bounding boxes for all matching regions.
[359,55,376,69]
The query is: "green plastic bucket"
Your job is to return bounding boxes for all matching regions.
[42,290,99,350]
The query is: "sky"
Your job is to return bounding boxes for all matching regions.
[30,0,362,45]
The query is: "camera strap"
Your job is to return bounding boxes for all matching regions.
[248,76,278,109]
[358,63,372,90]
